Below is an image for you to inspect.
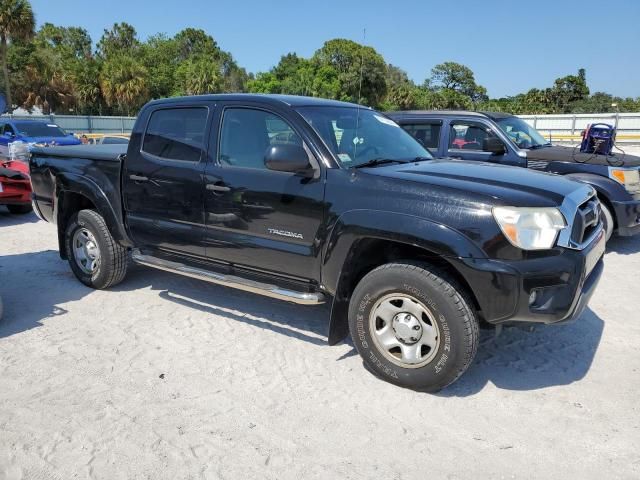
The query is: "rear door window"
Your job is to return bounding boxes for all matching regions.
[401,122,442,150]
[143,107,208,162]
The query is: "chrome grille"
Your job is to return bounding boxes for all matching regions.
[570,199,601,246]
[527,160,548,171]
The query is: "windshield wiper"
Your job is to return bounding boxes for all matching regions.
[353,158,407,169]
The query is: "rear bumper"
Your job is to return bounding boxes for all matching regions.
[611,199,640,236]
[0,184,32,205]
[450,228,605,325]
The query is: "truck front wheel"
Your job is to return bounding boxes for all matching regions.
[348,262,479,392]
[599,201,614,242]
[64,209,128,289]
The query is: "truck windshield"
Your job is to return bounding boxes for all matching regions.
[297,106,432,167]
[495,117,549,149]
[14,122,68,138]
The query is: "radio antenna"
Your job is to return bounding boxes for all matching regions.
[357,28,366,105]
[353,28,366,160]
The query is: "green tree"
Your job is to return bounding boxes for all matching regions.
[21,23,95,113]
[0,0,34,111]
[313,39,387,106]
[97,22,139,58]
[379,64,421,111]
[36,22,91,59]
[72,58,102,114]
[247,71,281,94]
[174,56,222,95]
[429,61,487,103]
[100,55,148,115]
[548,68,589,113]
[248,53,339,98]
[140,33,179,99]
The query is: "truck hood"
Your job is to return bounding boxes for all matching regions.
[363,159,587,207]
[18,135,82,146]
[525,145,640,167]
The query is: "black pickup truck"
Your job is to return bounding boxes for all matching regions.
[389,110,640,241]
[29,94,605,392]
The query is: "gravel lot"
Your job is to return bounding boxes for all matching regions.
[1,200,640,479]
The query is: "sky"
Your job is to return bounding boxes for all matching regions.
[30,0,640,98]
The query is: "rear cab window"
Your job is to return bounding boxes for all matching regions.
[142,107,208,162]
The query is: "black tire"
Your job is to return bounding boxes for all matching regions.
[599,201,614,242]
[65,209,128,289]
[7,204,32,214]
[348,262,479,392]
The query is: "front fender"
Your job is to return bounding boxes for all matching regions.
[322,209,487,345]
[322,209,486,295]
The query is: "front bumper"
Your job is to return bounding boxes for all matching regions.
[611,199,640,236]
[450,228,605,325]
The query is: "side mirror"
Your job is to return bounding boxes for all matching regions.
[3,132,14,139]
[264,144,313,176]
[483,137,506,155]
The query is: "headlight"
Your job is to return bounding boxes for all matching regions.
[493,206,566,250]
[609,167,640,194]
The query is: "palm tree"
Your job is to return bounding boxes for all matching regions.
[100,55,148,115]
[0,0,35,112]
[183,57,221,95]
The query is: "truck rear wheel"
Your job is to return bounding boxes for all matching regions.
[7,204,32,214]
[65,209,128,289]
[348,262,479,392]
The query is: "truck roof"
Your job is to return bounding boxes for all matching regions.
[388,110,515,121]
[146,94,364,109]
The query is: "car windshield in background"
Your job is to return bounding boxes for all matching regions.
[495,116,549,149]
[14,122,67,138]
[297,106,432,167]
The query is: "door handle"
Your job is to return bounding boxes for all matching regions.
[206,183,231,193]
[129,174,149,182]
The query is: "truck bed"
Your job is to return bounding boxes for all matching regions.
[30,144,126,233]
[30,144,127,162]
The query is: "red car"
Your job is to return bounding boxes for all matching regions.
[0,160,32,214]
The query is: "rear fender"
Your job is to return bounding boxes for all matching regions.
[55,173,132,258]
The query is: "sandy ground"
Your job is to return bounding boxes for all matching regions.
[1,207,640,480]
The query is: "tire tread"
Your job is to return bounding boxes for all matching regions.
[68,209,128,289]
[349,261,479,392]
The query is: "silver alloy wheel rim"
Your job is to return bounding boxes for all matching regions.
[72,228,101,275]
[369,293,441,368]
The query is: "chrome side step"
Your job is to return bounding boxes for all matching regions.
[131,250,325,305]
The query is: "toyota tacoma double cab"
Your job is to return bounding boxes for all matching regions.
[29,95,605,392]
[389,110,640,242]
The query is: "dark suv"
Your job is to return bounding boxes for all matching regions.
[389,110,640,241]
